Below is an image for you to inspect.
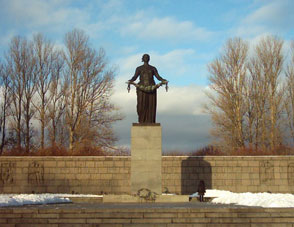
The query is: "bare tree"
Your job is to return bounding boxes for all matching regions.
[7,37,26,148]
[77,53,122,148]
[285,41,294,143]
[63,29,120,151]
[247,52,269,149]
[205,38,248,151]
[206,36,286,152]
[6,36,37,152]
[47,53,66,147]
[32,33,61,149]
[248,36,284,150]
[22,41,37,152]
[63,29,88,150]
[0,63,11,154]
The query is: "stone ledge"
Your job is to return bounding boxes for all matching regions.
[132,123,161,126]
[103,195,189,203]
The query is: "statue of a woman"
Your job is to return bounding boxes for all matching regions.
[127,54,168,123]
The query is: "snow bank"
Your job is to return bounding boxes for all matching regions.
[191,189,294,208]
[0,194,71,207]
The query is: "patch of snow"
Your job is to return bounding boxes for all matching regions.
[0,193,106,207]
[191,189,294,208]
[190,192,199,197]
[0,194,71,207]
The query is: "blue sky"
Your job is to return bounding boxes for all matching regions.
[0,0,294,151]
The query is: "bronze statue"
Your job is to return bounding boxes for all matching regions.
[127,54,168,123]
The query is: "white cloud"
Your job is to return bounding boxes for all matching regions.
[2,0,89,31]
[157,85,208,115]
[120,46,139,55]
[99,0,123,13]
[149,49,196,77]
[116,53,143,78]
[244,0,294,27]
[235,0,294,37]
[121,16,214,42]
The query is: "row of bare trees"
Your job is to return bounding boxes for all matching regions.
[205,36,294,152]
[0,29,121,154]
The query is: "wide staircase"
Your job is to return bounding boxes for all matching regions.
[0,203,294,226]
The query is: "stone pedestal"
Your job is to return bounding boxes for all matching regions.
[131,123,162,195]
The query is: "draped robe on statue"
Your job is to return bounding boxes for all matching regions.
[129,64,166,123]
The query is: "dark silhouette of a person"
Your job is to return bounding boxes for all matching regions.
[197,180,206,202]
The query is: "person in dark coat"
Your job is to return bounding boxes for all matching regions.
[197,180,206,202]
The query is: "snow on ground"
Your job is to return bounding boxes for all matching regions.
[1,190,294,207]
[191,189,294,208]
[0,193,104,207]
[0,194,71,207]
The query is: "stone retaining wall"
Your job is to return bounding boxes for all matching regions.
[0,156,293,194]
[163,156,294,194]
[0,157,130,195]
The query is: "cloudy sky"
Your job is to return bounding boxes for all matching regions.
[0,0,294,152]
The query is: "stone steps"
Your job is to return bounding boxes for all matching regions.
[1,206,294,226]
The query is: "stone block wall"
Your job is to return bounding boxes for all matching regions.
[162,156,294,194]
[0,156,294,194]
[0,157,130,194]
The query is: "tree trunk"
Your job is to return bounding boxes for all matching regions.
[69,128,74,151]
[25,117,30,153]
[41,109,45,149]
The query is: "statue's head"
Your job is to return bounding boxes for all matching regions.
[142,54,150,63]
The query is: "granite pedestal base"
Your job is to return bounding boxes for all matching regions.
[131,123,162,195]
